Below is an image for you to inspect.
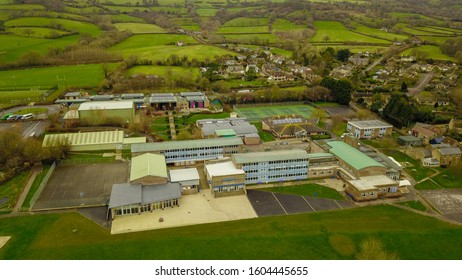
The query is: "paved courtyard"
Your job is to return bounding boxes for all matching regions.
[111,191,257,234]
[421,189,462,223]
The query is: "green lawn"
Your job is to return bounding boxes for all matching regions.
[0,90,48,105]
[114,23,167,34]
[398,200,427,212]
[311,21,390,44]
[0,64,111,90]
[431,169,462,189]
[181,112,230,124]
[128,66,200,79]
[0,34,79,63]
[252,121,275,142]
[260,183,344,200]
[414,179,442,190]
[4,17,101,36]
[382,149,436,182]
[20,165,51,210]
[14,107,47,115]
[0,170,31,211]
[332,122,347,137]
[2,205,462,259]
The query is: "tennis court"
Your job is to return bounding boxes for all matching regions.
[234,104,315,121]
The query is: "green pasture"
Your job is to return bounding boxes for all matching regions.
[0,64,111,91]
[217,26,269,34]
[0,4,44,10]
[0,34,79,63]
[272,19,307,32]
[114,23,167,34]
[223,34,278,44]
[6,27,71,38]
[2,205,462,259]
[111,34,198,49]
[311,21,390,44]
[0,0,15,4]
[398,200,427,212]
[196,8,217,17]
[128,66,200,79]
[0,90,48,104]
[260,183,344,200]
[150,6,187,14]
[389,12,445,25]
[414,179,442,190]
[351,21,408,41]
[419,36,453,45]
[4,17,101,36]
[234,104,315,121]
[431,169,462,189]
[63,5,106,14]
[314,44,388,54]
[223,17,269,27]
[108,14,145,23]
[414,26,461,35]
[402,45,455,61]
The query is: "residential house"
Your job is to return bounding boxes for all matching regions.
[432,147,461,167]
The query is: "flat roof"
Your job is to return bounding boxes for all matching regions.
[327,141,384,171]
[169,168,200,182]
[130,153,168,182]
[306,153,335,159]
[78,100,134,111]
[233,149,309,164]
[206,161,245,177]
[201,122,257,137]
[215,129,237,137]
[122,137,146,145]
[131,137,243,153]
[348,119,392,129]
[398,135,421,142]
[42,130,123,147]
[348,175,396,191]
[109,183,142,209]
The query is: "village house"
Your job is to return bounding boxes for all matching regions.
[432,147,461,167]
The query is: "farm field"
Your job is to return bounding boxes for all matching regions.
[2,205,462,259]
[111,34,198,49]
[314,44,387,53]
[0,35,79,63]
[114,23,166,34]
[402,45,455,61]
[311,21,391,44]
[234,104,315,121]
[217,26,269,34]
[4,17,101,36]
[128,66,200,79]
[6,27,71,38]
[0,64,112,91]
[0,90,48,105]
[351,21,408,41]
[108,14,145,23]
[223,34,278,44]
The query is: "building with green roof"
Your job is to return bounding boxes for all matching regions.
[327,141,386,178]
[130,153,168,186]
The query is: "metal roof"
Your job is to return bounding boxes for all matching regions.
[215,129,237,137]
[65,92,81,97]
[206,161,245,177]
[142,183,181,204]
[149,93,177,103]
[233,149,309,164]
[327,141,384,170]
[348,119,392,129]
[42,130,123,147]
[121,93,145,99]
[130,153,168,182]
[109,183,142,209]
[180,92,204,96]
[201,121,258,137]
[90,95,114,101]
[131,137,243,153]
[169,168,200,182]
[78,100,134,111]
[438,147,461,155]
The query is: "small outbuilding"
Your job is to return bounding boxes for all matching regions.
[397,135,423,147]
[169,168,200,195]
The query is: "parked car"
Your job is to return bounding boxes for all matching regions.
[1,113,12,120]
[21,113,35,120]
[6,114,17,121]
[15,115,23,120]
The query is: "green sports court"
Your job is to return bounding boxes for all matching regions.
[233,104,315,121]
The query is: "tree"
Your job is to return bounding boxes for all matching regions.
[356,108,373,120]
[245,66,257,81]
[323,35,330,42]
[370,93,385,112]
[320,77,353,105]
[401,81,408,92]
[336,49,351,62]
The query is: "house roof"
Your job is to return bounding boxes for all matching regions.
[233,149,309,164]
[438,147,461,156]
[130,153,168,182]
[78,100,134,111]
[42,130,124,147]
[131,137,243,153]
[347,119,392,129]
[327,141,384,171]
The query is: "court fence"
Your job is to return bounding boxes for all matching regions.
[29,161,56,210]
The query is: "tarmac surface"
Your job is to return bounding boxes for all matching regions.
[421,189,462,223]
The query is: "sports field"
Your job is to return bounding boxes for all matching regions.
[234,104,315,121]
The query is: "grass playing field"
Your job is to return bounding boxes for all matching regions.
[1,205,462,259]
[234,104,315,121]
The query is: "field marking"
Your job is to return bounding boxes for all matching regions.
[334,200,343,209]
[302,196,316,212]
[0,236,11,249]
[271,192,288,215]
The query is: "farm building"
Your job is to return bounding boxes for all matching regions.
[306,153,338,179]
[63,110,79,128]
[205,160,246,197]
[149,93,177,111]
[130,153,168,185]
[108,182,181,219]
[327,141,387,179]
[131,137,243,165]
[232,149,310,184]
[397,135,423,146]
[42,130,145,151]
[346,120,393,139]
[345,175,399,202]
[177,92,209,110]
[169,168,200,195]
[432,147,461,167]
[89,95,114,101]
[261,115,326,139]
[196,118,259,141]
[78,100,135,126]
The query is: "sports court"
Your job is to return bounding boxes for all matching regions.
[247,189,353,217]
[234,104,315,121]
[32,162,129,210]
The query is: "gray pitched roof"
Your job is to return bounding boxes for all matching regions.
[109,183,142,209]
[439,147,461,155]
[142,183,181,204]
